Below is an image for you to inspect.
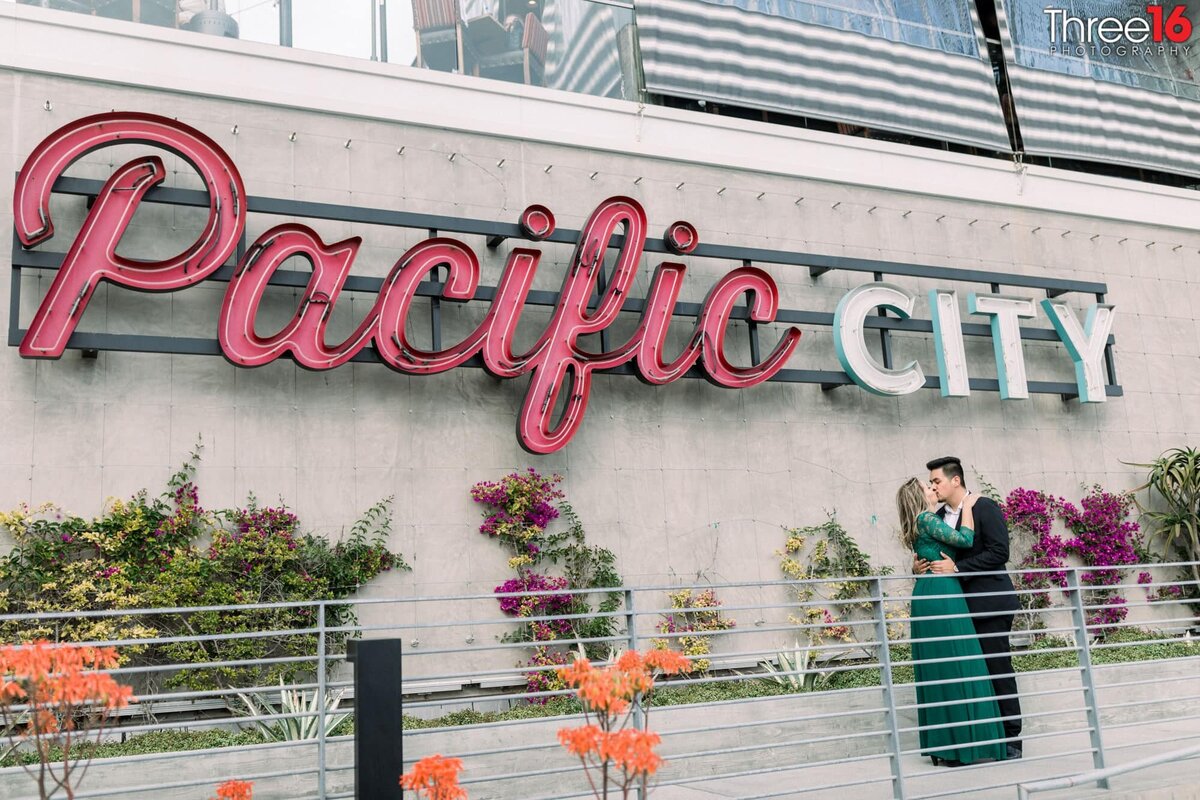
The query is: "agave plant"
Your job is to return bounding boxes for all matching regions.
[1130,447,1200,587]
[759,641,827,692]
[236,678,350,741]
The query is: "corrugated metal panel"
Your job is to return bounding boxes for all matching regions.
[996,0,1200,178]
[544,0,628,99]
[636,0,1011,151]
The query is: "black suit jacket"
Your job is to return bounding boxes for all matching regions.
[937,496,1020,615]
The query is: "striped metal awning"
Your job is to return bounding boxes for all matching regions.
[544,0,630,99]
[996,0,1200,179]
[636,0,1011,151]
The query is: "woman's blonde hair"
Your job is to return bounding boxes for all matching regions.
[896,478,925,551]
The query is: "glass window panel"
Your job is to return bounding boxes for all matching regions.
[402,0,635,99]
[222,0,282,47]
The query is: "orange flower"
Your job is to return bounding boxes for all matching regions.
[400,754,467,800]
[560,726,664,778]
[644,648,693,676]
[556,657,595,687]
[615,650,646,673]
[558,724,603,756]
[0,641,135,800]
[0,641,133,712]
[556,649,683,798]
[596,729,663,777]
[212,779,254,800]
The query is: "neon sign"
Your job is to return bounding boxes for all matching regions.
[11,113,1118,454]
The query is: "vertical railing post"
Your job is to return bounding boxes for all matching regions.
[278,0,293,47]
[1065,568,1109,786]
[378,0,389,63]
[317,601,328,799]
[625,587,645,800]
[369,0,378,60]
[870,577,907,800]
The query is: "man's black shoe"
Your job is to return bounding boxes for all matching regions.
[1006,745,1024,760]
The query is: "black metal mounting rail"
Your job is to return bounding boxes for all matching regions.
[7,177,1122,399]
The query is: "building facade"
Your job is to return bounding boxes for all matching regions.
[1,1,1197,607]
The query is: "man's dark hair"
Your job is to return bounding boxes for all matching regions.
[926,456,967,488]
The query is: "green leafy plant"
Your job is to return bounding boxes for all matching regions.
[1129,447,1200,592]
[0,445,409,694]
[471,470,624,698]
[653,587,735,673]
[541,503,623,659]
[759,641,828,692]
[777,515,891,652]
[235,678,350,741]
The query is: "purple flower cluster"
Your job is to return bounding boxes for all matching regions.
[1006,486,1143,632]
[233,507,300,539]
[1087,594,1129,628]
[1005,489,1068,592]
[470,468,563,540]
[494,573,573,617]
[1005,488,1056,536]
[1059,489,1140,570]
[1152,584,1186,602]
[520,646,571,703]
[174,482,203,514]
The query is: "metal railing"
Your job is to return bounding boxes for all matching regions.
[0,564,1197,799]
[1017,743,1200,799]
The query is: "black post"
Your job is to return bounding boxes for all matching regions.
[346,638,405,799]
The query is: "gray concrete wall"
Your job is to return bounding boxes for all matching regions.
[0,56,1196,622]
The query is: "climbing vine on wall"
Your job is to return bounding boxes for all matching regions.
[471,469,623,702]
[777,515,893,653]
[1004,485,1142,634]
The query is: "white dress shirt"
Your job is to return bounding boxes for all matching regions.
[942,492,969,529]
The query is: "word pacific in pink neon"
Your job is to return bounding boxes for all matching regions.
[13,113,800,454]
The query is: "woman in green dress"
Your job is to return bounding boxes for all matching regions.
[896,478,1007,767]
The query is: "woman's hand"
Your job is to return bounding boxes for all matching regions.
[964,493,980,511]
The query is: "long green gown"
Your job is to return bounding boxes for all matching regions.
[910,511,1007,764]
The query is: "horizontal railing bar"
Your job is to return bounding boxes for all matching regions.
[68,765,320,799]
[739,771,899,799]
[661,726,893,763]
[633,750,890,794]
[5,565,1173,620]
[655,704,886,738]
[1093,668,1200,691]
[916,753,1097,799]
[1017,743,1200,798]
[404,682,886,732]
[389,633,627,659]
[1105,730,1200,752]
[102,653,316,678]
[1099,693,1200,712]
[1100,710,1200,732]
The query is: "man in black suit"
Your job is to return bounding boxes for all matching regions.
[915,455,1024,760]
